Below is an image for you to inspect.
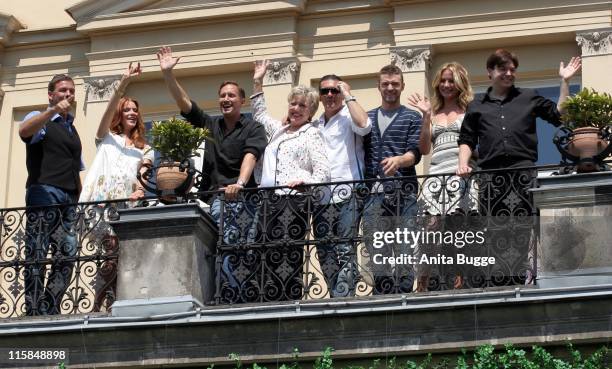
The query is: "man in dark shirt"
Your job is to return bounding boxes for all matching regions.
[456,49,580,286]
[157,47,267,294]
[157,46,266,231]
[457,49,581,173]
[157,47,267,198]
[19,74,81,315]
[457,49,581,215]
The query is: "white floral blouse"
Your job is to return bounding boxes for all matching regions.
[251,92,330,188]
[79,132,154,203]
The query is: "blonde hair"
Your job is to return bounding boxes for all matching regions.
[431,62,474,114]
[287,85,320,119]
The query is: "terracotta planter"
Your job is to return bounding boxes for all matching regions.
[567,127,606,172]
[156,162,193,203]
[157,162,189,190]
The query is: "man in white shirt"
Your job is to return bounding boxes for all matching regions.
[311,74,371,297]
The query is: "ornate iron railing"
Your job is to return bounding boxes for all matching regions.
[214,166,542,304]
[0,200,124,317]
[0,166,547,317]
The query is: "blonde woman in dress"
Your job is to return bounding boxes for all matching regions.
[79,62,153,310]
[408,62,477,291]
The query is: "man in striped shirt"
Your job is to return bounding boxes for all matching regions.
[362,64,422,294]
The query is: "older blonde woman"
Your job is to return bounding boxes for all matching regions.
[247,60,330,301]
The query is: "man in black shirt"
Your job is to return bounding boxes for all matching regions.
[157,47,267,298]
[455,49,581,286]
[157,47,266,238]
[457,49,581,215]
[457,49,581,173]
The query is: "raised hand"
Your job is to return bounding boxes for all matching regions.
[407,93,431,115]
[337,81,352,98]
[253,60,270,81]
[559,56,582,81]
[157,46,181,71]
[123,62,142,81]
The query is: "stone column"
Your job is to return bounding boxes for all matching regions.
[531,172,612,288]
[576,28,612,93]
[389,45,432,175]
[260,58,301,118]
[109,204,218,317]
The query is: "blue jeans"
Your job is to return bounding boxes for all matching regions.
[313,199,361,297]
[209,195,257,293]
[24,184,78,315]
[362,192,417,294]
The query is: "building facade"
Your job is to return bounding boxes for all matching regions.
[1,0,611,208]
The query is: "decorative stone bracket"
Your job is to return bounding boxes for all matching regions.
[83,75,122,102]
[576,28,612,57]
[263,58,301,86]
[390,46,432,73]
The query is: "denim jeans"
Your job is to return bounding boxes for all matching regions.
[24,184,78,316]
[209,194,257,297]
[312,198,361,298]
[362,192,417,294]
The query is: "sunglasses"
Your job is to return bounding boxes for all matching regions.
[320,88,340,95]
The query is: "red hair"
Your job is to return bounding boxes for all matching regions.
[110,97,146,149]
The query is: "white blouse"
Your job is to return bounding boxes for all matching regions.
[251,93,330,188]
[79,132,154,202]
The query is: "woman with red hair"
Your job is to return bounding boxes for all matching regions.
[80,62,152,204]
[79,62,153,311]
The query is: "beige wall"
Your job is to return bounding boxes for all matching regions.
[1,0,79,31]
[1,0,610,208]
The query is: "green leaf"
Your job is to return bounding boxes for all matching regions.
[148,116,213,162]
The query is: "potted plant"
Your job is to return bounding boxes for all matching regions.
[559,88,612,172]
[147,116,211,199]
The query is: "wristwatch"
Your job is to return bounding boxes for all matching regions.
[236,179,246,187]
[345,96,357,103]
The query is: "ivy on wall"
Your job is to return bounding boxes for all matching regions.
[223,344,609,369]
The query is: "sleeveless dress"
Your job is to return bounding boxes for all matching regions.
[420,115,478,215]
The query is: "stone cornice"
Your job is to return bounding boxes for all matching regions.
[68,0,306,34]
[67,0,155,23]
[389,46,431,72]
[0,12,25,46]
[83,75,122,102]
[7,27,85,49]
[84,32,296,61]
[576,28,612,57]
[264,58,301,86]
[389,2,610,30]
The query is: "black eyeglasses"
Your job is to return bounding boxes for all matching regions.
[320,88,340,95]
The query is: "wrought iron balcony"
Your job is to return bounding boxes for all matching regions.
[0,165,570,318]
